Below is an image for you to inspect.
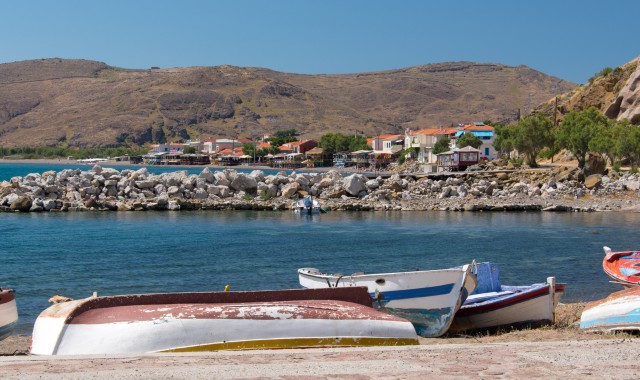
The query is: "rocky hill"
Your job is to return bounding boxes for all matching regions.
[535,56,640,124]
[0,58,576,148]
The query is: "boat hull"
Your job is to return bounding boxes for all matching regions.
[580,286,640,332]
[450,279,565,332]
[31,288,419,355]
[602,246,640,287]
[0,290,18,341]
[298,265,476,337]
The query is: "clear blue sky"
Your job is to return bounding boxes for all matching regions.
[1,0,638,84]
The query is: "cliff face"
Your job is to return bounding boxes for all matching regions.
[535,57,640,124]
[0,59,576,148]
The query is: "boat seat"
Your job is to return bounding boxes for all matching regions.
[472,262,502,294]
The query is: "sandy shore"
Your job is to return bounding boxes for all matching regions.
[0,335,638,379]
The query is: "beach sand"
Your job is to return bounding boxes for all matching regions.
[1,303,637,379]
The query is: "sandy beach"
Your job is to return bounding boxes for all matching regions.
[0,334,637,379]
[1,303,638,379]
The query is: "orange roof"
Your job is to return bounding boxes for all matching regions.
[258,142,271,149]
[460,124,494,131]
[412,128,458,136]
[372,134,403,140]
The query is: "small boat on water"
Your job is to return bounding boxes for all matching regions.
[293,195,322,214]
[298,264,477,337]
[580,286,640,332]
[449,262,566,333]
[602,246,640,287]
[31,287,419,355]
[0,287,18,341]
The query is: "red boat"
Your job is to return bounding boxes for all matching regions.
[603,246,640,287]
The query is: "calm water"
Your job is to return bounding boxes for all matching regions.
[2,162,639,335]
[3,210,639,335]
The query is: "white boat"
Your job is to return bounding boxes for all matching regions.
[450,262,566,333]
[580,286,640,332]
[293,195,322,214]
[31,287,419,355]
[298,264,477,337]
[0,287,18,341]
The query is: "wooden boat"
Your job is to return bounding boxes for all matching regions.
[293,195,322,214]
[602,246,640,287]
[298,264,477,337]
[30,287,419,355]
[449,262,566,333]
[0,288,18,341]
[580,286,640,332]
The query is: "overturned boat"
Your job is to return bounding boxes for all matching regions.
[31,287,419,355]
[298,265,476,337]
[580,286,640,332]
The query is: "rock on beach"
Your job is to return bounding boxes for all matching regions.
[2,163,640,213]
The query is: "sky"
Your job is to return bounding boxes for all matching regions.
[1,0,638,84]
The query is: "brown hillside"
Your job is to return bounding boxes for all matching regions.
[534,57,640,124]
[0,59,576,148]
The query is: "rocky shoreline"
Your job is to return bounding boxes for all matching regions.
[2,161,640,213]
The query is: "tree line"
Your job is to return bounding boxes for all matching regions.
[0,146,148,160]
[494,107,640,170]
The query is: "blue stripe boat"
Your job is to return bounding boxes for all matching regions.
[298,265,477,337]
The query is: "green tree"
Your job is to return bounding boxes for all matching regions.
[456,132,483,149]
[513,113,554,167]
[493,123,516,157]
[183,146,197,154]
[241,142,256,158]
[588,121,616,165]
[557,107,608,168]
[432,136,451,155]
[319,133,370,156]
[611,120,640,167]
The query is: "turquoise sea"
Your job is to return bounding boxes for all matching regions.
[1,162,639,335]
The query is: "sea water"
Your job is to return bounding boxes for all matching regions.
[1,162,639,335]
[2,210,638,335]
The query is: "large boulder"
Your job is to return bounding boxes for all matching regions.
[281,182,300,198]
[198,167,215,183]
[584,174,602,189]
[230,173,258,192]
[605,60,640,124]
[10,196,32,212]
[342,174,367,196]
[584,152,607,176]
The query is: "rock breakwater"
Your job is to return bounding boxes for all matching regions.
[1,165,640,213]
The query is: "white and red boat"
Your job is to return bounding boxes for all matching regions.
[602,246,640,287]
[450,263,565,333]
[31,287,419,355]
[0,287,18,341]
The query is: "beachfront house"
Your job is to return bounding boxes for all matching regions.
[404,128,457,165]
[437,146,481,172]
[454,123,497,160]
[279,139,318,154]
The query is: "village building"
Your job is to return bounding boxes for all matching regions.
[404,127,457,164]
[454,123,497,160]
[437,146,481,172]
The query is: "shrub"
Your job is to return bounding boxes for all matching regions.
[612,162,621,172]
